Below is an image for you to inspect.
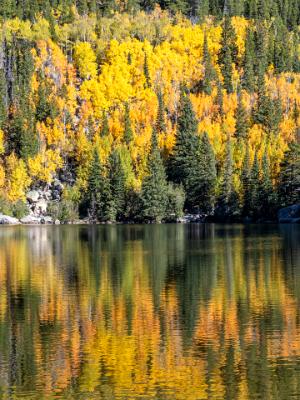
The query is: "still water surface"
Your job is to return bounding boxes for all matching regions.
[0,224,299,399]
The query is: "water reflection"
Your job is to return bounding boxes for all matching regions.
[0,224,299,399]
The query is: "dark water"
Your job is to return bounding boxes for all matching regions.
[0,224,299,399]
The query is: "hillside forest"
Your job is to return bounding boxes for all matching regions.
[0,0,299,222]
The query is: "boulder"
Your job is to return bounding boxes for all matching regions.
[0,215,20,225]
[26,190,40,203]
[34,199,48,215]
[278,204,300,223]
[54,219,60,225]
[41,216,53,224]
[20,215,41,224]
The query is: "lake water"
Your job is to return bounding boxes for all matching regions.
[0,224,299,399]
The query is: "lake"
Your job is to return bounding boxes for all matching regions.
[0,224,299,399]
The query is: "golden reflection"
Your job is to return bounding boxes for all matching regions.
[0,225,299,399]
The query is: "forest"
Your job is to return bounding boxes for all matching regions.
[0,0,299,222]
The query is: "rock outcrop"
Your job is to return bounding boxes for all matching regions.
[0,215,20,224]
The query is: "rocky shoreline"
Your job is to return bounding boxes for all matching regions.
[1,205,300,225]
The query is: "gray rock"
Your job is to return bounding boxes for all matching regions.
[20,215,41,224]
[0,215,20,225]
[278,204,300,223]
[41,216,53,224]
[34,199,48,215]
[27,190,40,203]
[53,179,64,191]
[54,219,60,225]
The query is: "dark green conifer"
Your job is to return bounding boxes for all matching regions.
[278,141,300,206]
[249,150,260,218]
[218,17,237,93]
[168,87,199,185]
[216,136,240,220]
[143,53,151,88]
[235,89,249,140]
[109,149,126,221]
[188,132,216,214]
[86,148,116,222]
[202,33,217,95]
[242,27,255,93]
[241,141,251,217]
[259,150,276,218]
[100,112,109,137]
[141,128,168,222]
[155,89,166,133]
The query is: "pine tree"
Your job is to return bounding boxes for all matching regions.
[186,132,217,214]
[254,83,283,134]
[155,89,166,133]
[278,141,300,206]
[86,148,116,222]
[259,150,276,218]
[249,150,260,218]
[202,33,216,95]
[216,81,224,117]
[168,87,199,185]
[143,52,151,88]
[242,27,255,93]
[123,103,133,145]
[235,89,249,140]
[218,17,238,93]
[198,0,209,21]
[100,112,109,137]
[141,128,168,222]
[221,44,233,93]
[216,136,240,219]
[197,132,217,213]
[109,149,126,221]
[86,148,103,222]
[0,69,7,127]
[241,141,251,217]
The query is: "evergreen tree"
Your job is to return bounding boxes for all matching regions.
[235,89,249,140]
[86,148,116,222]
[108,149,126,221]
[100,112,109,137]
[165,183,185,221]
[254,83,283,134]
[123,103,133,145]
[216,136,240,220]
[242,27,255,93]
[155,89,166,133]
[143,53,151,88]
[202,33,217,95]
[141,128,168,222]
[259,150,277,218]
[249,150,260,218]
[218,17,237,93]
[0,69,7,127]
[278,141,300,206]
[186,132,217,214]
[168,87,199,185]
[241,141,252,217]
[86,148,102,221]
[198,0,209,21]
[216,81,224,117]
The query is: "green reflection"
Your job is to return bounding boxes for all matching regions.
[0,224,299,399]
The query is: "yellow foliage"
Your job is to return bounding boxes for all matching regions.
[28,149,63,184]
[6,154,31,202]
[73,42,97,79]
[0,164,5,188]
[0,129,4,155]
